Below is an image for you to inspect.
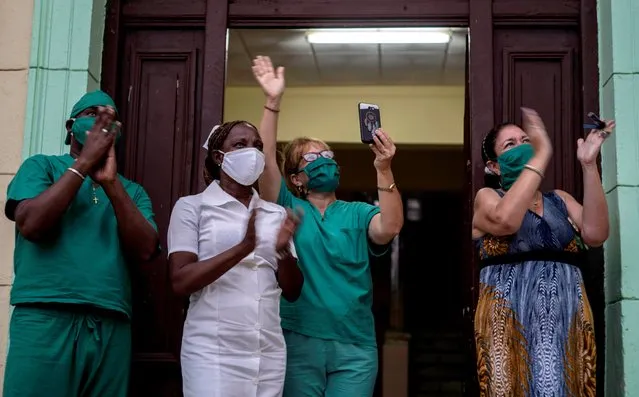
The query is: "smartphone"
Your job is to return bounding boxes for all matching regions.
[584,112,606,130]
[358,103,381,144]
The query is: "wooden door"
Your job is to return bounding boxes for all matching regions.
[118,28,205,396]
[101,1,227,394]
[101,0,601,395]
[493,28,582,196]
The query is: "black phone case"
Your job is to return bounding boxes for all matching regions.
[589,112,606,129]
[359,105,381,144]
[584,112,606,130]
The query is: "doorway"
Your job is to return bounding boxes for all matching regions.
[100,1,601,396]
[224,27,469,396]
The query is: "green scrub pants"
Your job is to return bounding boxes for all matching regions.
[3,304,131,397]
[283,330,378,397]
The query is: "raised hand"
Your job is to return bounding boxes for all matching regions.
[90,138,119,185]
[276,208,302,251]
[370,129,396,172]
[252,56,285,99]
[78,106,117,172]
[578,119,615,166]
[521,107,553,159]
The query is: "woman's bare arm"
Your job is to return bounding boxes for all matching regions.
[257,98,283,202]
[253,56,286,203]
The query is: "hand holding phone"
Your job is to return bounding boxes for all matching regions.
[370,128,396,172]
[358,103,381,144]
[577,112,615,166]
[584,112,606,130]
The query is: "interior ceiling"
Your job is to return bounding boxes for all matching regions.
[227,28,468,87]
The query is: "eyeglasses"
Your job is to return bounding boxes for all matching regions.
[301,150,334,163]
[290,150,334,174]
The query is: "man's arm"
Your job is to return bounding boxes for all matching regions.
[103,180,159,262]
[10,106,121,241]
[8,156,87,242]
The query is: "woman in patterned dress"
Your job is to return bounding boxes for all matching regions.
[471,107,614,396]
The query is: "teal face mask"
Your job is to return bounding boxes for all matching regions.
[303,157,340,192]
[70,116,121,146]
[497,143,535,190]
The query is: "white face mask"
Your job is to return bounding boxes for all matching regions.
[217,147,265,186]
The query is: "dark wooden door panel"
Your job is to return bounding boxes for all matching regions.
[492,0,580,19]
[119,29,204,396]
[228,0,469,24]
[494,28,581,196]
[127,54,193,356]
[123,0,206,19]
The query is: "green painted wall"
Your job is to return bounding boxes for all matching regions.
[598,0,639,395]
[22,0,106,158]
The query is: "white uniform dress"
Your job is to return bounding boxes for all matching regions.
[167,181,294,397]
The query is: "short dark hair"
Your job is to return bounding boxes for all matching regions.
[203,120,258,185]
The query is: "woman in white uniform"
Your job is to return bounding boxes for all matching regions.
[167,120,304,397]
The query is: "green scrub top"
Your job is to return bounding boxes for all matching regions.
[5,154,157,318]
[277,179,384,346]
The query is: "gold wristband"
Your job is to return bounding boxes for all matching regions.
[377,183,396,192]
[523,164,544,179]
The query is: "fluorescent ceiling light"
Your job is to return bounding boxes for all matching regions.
[307,29,450,44]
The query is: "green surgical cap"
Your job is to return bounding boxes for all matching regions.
[69,90,118,118]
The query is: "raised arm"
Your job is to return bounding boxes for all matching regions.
[473,156,548,237]
[472,108,553,237]
[85,111,158,262]
[367,129,404,245]
[555,119,614,247]
[103,174,159,262]
[8,107,116,241]
[252,56,286,202]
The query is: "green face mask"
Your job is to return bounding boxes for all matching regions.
[497,143,534,190]
[303,157,340,192]
[70,116,121,146]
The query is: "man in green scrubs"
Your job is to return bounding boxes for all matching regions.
[2,90,159,397]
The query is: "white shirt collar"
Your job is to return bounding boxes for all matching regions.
[202,180,270,211]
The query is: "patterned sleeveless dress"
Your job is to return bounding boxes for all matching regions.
[474,191,596,397]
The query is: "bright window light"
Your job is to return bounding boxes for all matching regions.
[306,29,451,44]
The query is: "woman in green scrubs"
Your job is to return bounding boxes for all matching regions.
[251,56,404,397]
